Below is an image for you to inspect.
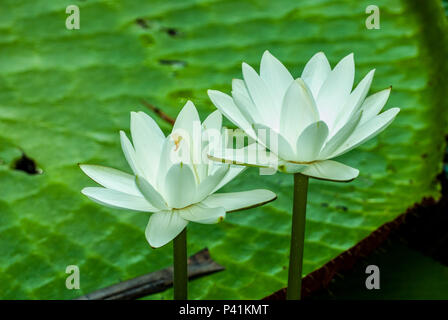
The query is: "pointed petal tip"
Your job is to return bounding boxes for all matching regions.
[147,231,166,248]
[341,170,360,182]
[211,109,223,121]
[136,110,152,119]
[147,238,161,249]
[262,50,279,62]
[80,187,98,197]
[391,107,400,114]
[263,189,277,201]
[377,86,392,95]
[78,163,93,175]
[78,163,90,172]
[207,89,224,101]
[241,62,252,72]
[262,49,271,56]
[204,189,277,214]
[339,52,354,65]
[145,212,188,248]
[301,160,360,182]
[231,78,241,86]
[313,51,327,60]
[332,167,360,182]
[349,168,360,181]
[80,188,94,198]
[183,100,195,109]
[345,52,354,63]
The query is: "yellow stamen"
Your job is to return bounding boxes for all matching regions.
[172,133,183,151]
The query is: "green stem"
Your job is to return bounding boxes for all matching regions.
[286,173,309,300]
[173,228,188,300]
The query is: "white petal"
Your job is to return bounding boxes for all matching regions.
[208,89,257,140]
[332,69,375,133]
[242,62,278,128]
[80,164,140,196]
[145,211,188,248]
[280,79,320,144]
[231,78,250,98]
[203,126,224,155]
[295,121,329,162]
[131,112,164,183]
[360,87,391,124]
[316,53,355,130]
[212,165,246,193]
[332,107,400,158]
[201,111,223,177]
[163,163,197,209]
[319,110,362,159]
[301,52,331,97]
[301,160,359,182]
[194,165,228,203]
[135,175,168,210]
[156,135,192,189]
[278,161,309,174]
[254,123,296,161]
[172,101,202,165]
[120,131,141,176]
[179,203,225,224]
[82,187,158,212]
[173,100,200,134]
[232,79,259,124]
[202,110,222,132]
[156,136,176,190]
[138,111,165,138]
[202,189,277,213]
[260,50,294,105]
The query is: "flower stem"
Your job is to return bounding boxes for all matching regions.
[287,173,309,300]
[173,228,188,300]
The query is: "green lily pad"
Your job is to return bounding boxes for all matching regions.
[0,0,446,299]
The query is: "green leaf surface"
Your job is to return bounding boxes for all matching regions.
[0,0,447,299]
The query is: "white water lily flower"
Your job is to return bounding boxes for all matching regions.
[208,51,400,181]
[80,101,276,248]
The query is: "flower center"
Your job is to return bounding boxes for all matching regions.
[172,133,183,151]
